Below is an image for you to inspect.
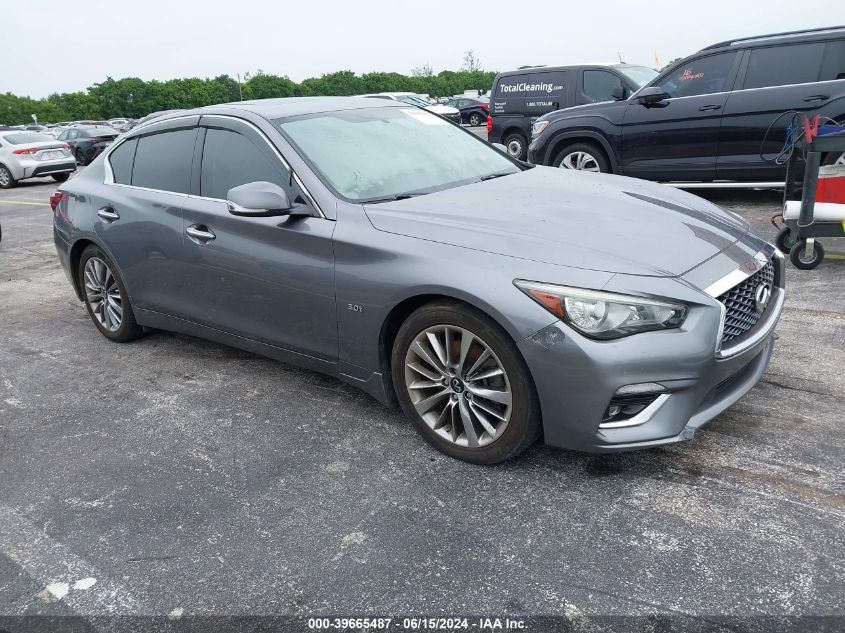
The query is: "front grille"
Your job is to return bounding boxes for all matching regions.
[717,260,775,346]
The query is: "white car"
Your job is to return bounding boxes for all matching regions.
[360,92,462,124]
[0,131,75,188]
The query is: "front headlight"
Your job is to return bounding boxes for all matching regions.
[531,119,549,139]
[514,280,687,339]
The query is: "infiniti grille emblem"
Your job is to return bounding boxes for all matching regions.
[754,284,771,313]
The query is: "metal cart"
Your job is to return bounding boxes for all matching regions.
[778,131,845,269]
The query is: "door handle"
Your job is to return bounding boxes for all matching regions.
[186,224,216,243]
[803,94,829,102]
[97,206,120,222]
[698,104,722,111]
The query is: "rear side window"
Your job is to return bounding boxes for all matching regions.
[820,40,845,81]
[108,138,137,185]
[583,70,624,102]
[743,43,826,89]
[659,52,737,98]
[131,129,196,194]
[200,128,286,200]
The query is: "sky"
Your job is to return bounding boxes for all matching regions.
[3,0,844,98]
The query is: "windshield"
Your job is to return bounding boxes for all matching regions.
[1,132,52,144]
[277,106,519,202]
[616,65,659,87]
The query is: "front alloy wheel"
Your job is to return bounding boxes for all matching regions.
[392,302,541,464]
[559,150,601,171]
[404,325,512,448]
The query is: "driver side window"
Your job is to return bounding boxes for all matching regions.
[659,52,737,99]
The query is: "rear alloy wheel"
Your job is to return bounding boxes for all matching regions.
[78,245,143,342]
[554,142,610,173]
[469,112,483,127]
[392,302,541,464]
[0,165,16,189]
[52,173,70,182]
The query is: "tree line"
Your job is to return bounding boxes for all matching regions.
[0,68,498,125]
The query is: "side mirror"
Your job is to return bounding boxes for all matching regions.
[635,86,669,105]
[611,85,628,101]
[227,181,292,217]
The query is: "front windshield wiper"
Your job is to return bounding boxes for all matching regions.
[360,192,428,204]
[478,170,516,182]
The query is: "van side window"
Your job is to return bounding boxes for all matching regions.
[743,43,826,89]
[131,129,196,194]
[659,53,737,98]
[583,70,624,103]
[820,40,845,81]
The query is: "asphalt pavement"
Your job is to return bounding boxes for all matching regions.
[0,163,843,629]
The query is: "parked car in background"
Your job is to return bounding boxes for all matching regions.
[58,126,119,165]
[133,110,184,128]
[53,97,783,464]
[529,26,845,181]
[108,118,132,133]
[0,131,75,188]
[444,96,489,126]
[488,63,658,159]
[361,93,462,124]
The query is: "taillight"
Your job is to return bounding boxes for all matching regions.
[49,191,67,211]
[480,103,489,110]
[62,143,70,150]
[13,147,39,155]
[486,115,492,133]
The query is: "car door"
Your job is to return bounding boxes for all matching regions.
[90,116,199,315]
[621,51,740,181]
[716,40,844,181]
[179,116,337,360]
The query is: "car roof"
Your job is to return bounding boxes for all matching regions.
[699,25,845,52]
[494,62,645,79]
[151,97,406,122]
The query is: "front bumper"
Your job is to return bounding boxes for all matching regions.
[517,255,784,452]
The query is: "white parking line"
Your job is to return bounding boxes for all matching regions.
[0,504,151,615]
[0,200,49,206]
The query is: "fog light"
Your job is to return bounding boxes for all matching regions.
[615,382,666,396]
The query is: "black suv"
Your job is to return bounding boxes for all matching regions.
[528,26,845,182]
[488,63,658,159]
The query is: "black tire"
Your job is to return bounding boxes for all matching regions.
[789,240,825,270]
[52,173,70,182]
[822,151,845,166]
[502,132,528,160]
[469,112,483,127]
[391,301,541,464]
[0,164,17,189]
[552,142,611,173]
[75,149,87,166]
[775,227,797,254]
[77,244,143,343]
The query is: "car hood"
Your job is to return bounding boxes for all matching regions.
[363,167,750,277]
